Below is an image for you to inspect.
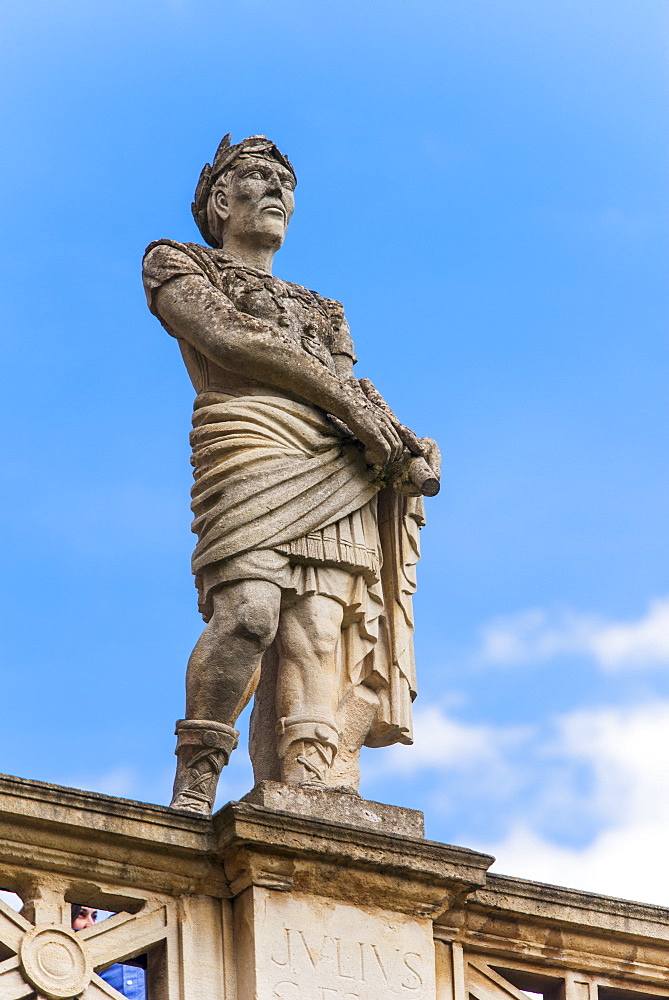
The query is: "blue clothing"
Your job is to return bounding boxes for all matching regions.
[99,963,146,999]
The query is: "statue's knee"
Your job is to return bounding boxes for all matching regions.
[235,612,276,650]
[232,596,278,650]
[210,583,279,651]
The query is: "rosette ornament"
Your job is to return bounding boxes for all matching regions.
[0,894,169,999]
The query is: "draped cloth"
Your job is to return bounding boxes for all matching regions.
[190,387,423,748]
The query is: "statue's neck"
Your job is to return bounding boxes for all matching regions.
[219,238,276,274]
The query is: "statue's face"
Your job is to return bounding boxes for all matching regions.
[211,154,295,249]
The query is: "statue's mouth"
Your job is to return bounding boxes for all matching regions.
[261,203,286,220]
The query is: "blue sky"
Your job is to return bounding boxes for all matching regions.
[1,0,668,904]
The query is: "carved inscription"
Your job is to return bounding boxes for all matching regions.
[270,927,425,998]
[253,892,435,1000]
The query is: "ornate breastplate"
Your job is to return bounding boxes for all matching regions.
[213,256,337,372]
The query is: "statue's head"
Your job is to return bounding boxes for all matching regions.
[192,134,296,251]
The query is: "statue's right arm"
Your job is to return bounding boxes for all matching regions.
[153,274,404,466]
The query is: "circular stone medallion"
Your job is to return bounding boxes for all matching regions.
[20,924,93,999]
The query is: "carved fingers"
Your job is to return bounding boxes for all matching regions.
[374,412,405,463]
[419,436,441,478]
[341,382,404,466]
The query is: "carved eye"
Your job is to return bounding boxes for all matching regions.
[246,170,264,180]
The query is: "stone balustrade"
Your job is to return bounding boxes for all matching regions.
[0,774,666,1000]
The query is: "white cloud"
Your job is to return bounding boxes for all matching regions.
[480,701,669,905]
[590,599,669,668]
[369,698,669,906]
[380,705,524,773]
[365,705,532,805]
[487,818,669,906]
[479,596,669,670]
[364,705,536,816]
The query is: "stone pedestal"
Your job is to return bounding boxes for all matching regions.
[228,782,467,1000]
[241,781,425,838]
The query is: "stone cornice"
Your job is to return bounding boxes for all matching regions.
[214,799,494,916]
[0,773,222,899]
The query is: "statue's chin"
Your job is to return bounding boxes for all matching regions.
[222,224,285,253]
[256,219,287,246]
[249,208,287,239]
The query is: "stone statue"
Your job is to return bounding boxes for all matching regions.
[143,134,440,815]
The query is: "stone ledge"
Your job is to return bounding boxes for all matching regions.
[0,773,224,898]
[0,774,493,911]
[216,800,493,882]
[466,872,669,941]
[0,773,212,845]
[432,871,669,982]
[6,770,669,955]
[471,872,669,937]
[215,799,494,916]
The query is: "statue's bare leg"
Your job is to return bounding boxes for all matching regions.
[171,579,281,814]
[186,579,282,721]
[274,594,344,787]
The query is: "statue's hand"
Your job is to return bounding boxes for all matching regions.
[388,444,441,497]
[341,381,404,466]
[419,436,441,478]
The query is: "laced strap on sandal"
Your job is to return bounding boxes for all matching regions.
[277,716,340,788]
[170,719,239,816]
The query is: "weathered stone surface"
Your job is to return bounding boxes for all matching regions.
[438,873,669,987]
[242,781,425,838]
[0,775,668,1000]
[19,923,93,999]
[216,798,493,918]
[0,772,221,900]
[143,134,441,813]
[234,887,436,1000]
